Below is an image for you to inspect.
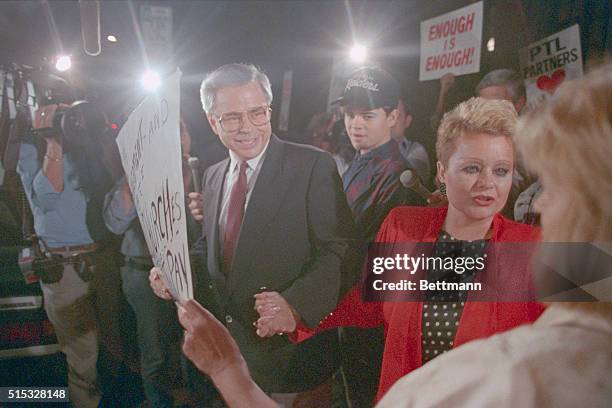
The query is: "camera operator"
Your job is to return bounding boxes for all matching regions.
[16,102,116,408]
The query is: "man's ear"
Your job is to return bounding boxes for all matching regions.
[436,161,446,184]
[386,108,399,128]
[206,113,219,135]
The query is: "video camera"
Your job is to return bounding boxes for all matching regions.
[30,101,108,148]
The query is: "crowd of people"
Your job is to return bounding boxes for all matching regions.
[9,52,611,408]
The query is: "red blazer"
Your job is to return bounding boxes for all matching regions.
[294,206,546,401]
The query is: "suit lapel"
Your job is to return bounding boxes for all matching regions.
[226,135,289,294]
[205,158,229,291]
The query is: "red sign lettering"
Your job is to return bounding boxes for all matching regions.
[425,47,474,72]
[428,12,475,41]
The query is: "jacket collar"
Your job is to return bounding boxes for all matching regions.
[423,206,504,242]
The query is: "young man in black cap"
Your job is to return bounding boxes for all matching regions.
[335,66,419,407]
[339,66,414,241]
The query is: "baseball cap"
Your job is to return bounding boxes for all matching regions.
[334,66,400,110]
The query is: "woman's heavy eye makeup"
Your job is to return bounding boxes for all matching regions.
[459,161,511,176]
[493,167,511,176]
[462,164,481,174]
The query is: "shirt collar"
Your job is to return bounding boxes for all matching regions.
[355,139,397,163]
[228,138,270,172]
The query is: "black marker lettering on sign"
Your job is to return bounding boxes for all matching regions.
[166,243,189,296]
[149,199,160,253]
[529,37,567,62]
[147,177,184,253]
[143,98,169,145]
[150,178,172,241]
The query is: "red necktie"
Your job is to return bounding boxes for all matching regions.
[223,161,248,272]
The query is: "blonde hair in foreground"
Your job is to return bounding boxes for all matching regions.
[515,64,612,242]
[436,97,518,166]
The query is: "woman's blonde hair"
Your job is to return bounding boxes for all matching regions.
[436,97,518,166]
[515,64,612,242]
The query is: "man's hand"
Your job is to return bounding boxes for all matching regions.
[35,104,69,142]
[149,267,173,300]
[178,299,245,376]
[35,105,64,150]
[188,192,204,222]
[439,73,455,94]
[253,292,299,337]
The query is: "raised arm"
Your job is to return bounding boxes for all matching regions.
[103,176,137,235]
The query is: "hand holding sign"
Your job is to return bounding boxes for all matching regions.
[440,73,456,94]
[149,267,172,300]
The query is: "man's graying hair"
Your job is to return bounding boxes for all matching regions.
[475,69,526,103]
[200,63,273,114]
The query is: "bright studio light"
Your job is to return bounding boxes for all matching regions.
[107,35,118,43]
[141,70,161,92]
[487,37,495,52]
[349,43,368,63]
[55,55,72,72]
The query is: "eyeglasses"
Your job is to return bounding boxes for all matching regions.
[215,105,272,133]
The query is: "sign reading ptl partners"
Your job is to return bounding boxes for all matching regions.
[519,24,583,110]
[116,70,193,302]
[419,1,483,81]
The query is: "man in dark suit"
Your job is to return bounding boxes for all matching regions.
[151,63,356,405]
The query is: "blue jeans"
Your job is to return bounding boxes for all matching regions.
[121,263,179,408]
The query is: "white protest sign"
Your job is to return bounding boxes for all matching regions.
[116,70,193,302]
[519,24,583,110]
[419,1,483,81]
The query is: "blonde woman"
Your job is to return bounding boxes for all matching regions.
[373,62,612,408]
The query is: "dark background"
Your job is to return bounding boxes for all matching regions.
[0,0,609,166]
